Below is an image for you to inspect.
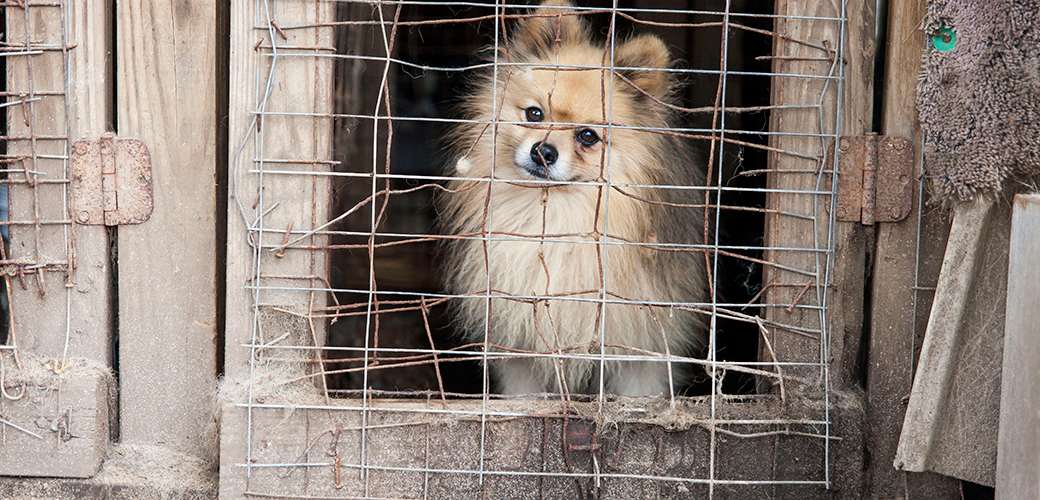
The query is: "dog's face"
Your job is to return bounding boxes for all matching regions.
[457,0,676,185]
[501,54,613,182]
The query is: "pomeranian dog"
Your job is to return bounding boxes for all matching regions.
[439,0,707,397]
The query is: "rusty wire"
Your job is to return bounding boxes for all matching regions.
[237,0,845,497]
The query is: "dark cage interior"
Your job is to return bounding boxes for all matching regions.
[326,1,774,397]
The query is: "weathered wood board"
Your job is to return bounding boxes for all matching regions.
[866,0,960,497]
[220,397,863,500]
[995,194,1040,500]
[116,0,219,461]
[5,0,112,365]
[2,0,115,478]
[0,362,113,478]
[223,0,335,495]
[766,0,873,389]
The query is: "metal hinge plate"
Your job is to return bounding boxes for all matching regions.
[835,135,913,224]
[71,135,153,226]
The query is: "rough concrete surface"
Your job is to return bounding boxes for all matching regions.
[0,444,216,500]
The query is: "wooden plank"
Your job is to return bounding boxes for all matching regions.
[6,0,112,365]
[223,1,335,382]
[865,0,960,496]
[2,0,115,478]
[66,0,116,366]
[995,194,1040,500]
[893,198,1009,486]
[5,0,67,360]
[758,1,874,494]
[766,0,872,388]
[116,0,218,461]
[222,0,258,388]
[765,1,879,494]
[0,367,112,478]
[222,0,335,497]
[221,397,864,499]
[832,0,874,390]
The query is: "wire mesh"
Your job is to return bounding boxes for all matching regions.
[0,1,77,377]
[231,1,848,497]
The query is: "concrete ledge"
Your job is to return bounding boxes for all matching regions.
[0,444,216,500]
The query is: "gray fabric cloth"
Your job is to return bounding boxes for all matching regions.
[918,0,1040,201]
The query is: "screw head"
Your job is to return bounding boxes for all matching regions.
[890,207,902,218]
[839,139,849,152]
[77,211,91,223]
[836,207,847,218]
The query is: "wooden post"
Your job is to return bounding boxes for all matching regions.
[766,0,873,389]
[222,1,335,498]
[5,0,112,364]
[116,0,219,461]
[865,0,960,497]
[763,1,875,495]
[0,0,115,478]
[995,194,1040,500]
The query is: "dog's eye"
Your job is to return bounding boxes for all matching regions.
[524,107,544,122]
[577,129,600,146]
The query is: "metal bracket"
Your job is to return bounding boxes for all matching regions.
[834,134,913,224]
[71,135,154,226]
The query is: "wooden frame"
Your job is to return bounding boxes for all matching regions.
[217,2,874,499]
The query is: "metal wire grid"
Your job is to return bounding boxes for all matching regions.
[235,0,846,497]
[0,2,77,373]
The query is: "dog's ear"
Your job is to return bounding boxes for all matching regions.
[509,0,589,59]
[614,34,674,100]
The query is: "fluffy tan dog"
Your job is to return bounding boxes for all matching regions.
[439,0,707,397]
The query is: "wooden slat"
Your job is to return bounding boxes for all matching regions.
[223,1,335,381]
[222,1,335,497]
[6,0,113,364]
[865,0,960,496]
[832,0,874,389]
[222,398,865,499]
[766,0,871,389]
[2,0,115,478]
[223,0,258,389]
[66,0,116,366]
[116,0,218,460]
[761,0,874,494]
[995,194,1040,500]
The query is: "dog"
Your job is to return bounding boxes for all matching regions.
[438,0,707,397]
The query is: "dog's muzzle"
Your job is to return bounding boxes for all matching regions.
[526,142,558,179]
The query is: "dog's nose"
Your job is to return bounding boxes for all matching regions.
[530,142,558,167]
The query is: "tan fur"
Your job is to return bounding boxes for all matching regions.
[438,1,707,397]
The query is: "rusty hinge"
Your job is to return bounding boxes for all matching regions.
[70,135,153,226]
[834,134,913,224]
